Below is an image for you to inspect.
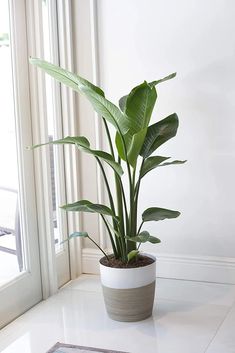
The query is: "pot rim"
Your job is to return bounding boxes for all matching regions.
[99,252,156,270]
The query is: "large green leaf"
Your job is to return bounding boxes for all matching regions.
[116,81,157,166]
[89,150,124,176]
[30,58,128,135]
[123,81,157,131]
[61,200,115,217]
[140,156,186,178]
[126,231,161,244]
[119,95,128,112]
[142,207,180,222]
[119,73,176,112]
[115,132,125,161]
[115,128,147,168]
[30,58,104,96]
[140,113,179,158]
[116,75,177,165]
[140,156,171,178]
[127,128,148,168]
[28,135,123,177]
[79,86,129,135]
[28,136,90,149]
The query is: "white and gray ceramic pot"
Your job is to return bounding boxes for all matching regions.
[99,254,156,322]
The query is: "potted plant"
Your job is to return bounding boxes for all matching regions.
[29,58,186,322]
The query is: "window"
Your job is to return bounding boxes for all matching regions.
[0,0,41,328]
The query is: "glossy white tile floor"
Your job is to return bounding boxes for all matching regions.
[0,275,235,353]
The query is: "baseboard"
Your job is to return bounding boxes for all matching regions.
[82,248,235,284]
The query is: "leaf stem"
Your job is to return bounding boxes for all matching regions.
[102,118,115,157]
[100,215,118,258]
[117,175,129,235]
[87,235,109,261]
[96,157,122,256]
[95,157,116,214]
[131,167,136,233]
[132,159,145,240]
[137,221,144,235]
[114,131,134,252]
[101,119,124,257]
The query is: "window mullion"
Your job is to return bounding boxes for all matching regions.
[26,0,58,298]
[56,0,83,279]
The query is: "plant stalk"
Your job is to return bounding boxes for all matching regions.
[100,215,118,258]
[95,157,122,256]
[87,235,109,261]
[117,175,129,236]
[95,157,116,214]
[133,159,145,238]
[102,118,115,157]
[127,166,137,252]
[101,118,125,257]
[137,221,144,235]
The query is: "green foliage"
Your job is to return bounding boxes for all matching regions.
[142,207,180,222]
[116,77,176,167]
[69,231,89,238]
[127,250,139,262]
[140,156,186,178]
[148,72,177,87]
[28,135,123,176]
[140,156,171,177]
[61,200,116,218]
[126,231,161,244]
[29,58,185,264]
[29,58,129,135]
[60,231,88,244]
[140,113,179,158]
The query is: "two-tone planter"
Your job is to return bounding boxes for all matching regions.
[99,254,156,322]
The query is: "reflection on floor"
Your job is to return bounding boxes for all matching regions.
[0,275,235,353]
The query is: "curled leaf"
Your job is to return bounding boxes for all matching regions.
[127,250,139,262]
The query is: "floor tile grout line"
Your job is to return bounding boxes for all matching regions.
[62,276,235,307]
[67,274,235,287]
[61,286,233,311]
[61,287,102,294]
[74,271,235,286]
[158,276,235,286]
[203,303,234,353]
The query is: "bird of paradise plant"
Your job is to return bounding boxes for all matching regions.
[29,58,186,264]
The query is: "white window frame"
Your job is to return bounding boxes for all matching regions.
[26,0,82,296]
[56,0,83,281]
[0,0,42,328]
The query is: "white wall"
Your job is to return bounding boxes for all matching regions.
[96,0,235,262]
[72,0,235,281]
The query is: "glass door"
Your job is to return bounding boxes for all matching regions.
[0,0,42,328]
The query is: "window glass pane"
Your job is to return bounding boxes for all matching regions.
[0,0,23,285]
[42,0,66,253]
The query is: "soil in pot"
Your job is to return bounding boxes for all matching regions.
[100,254,154,268]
